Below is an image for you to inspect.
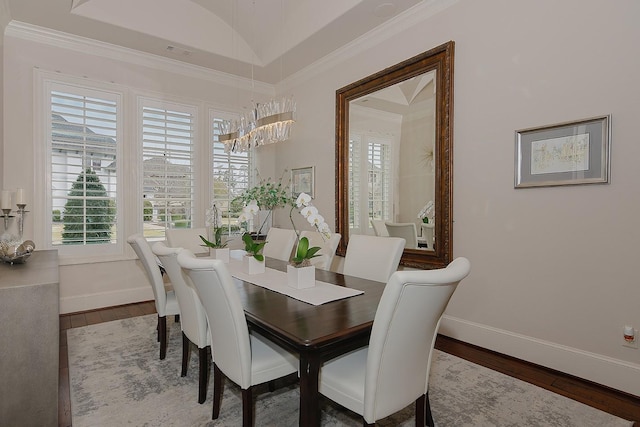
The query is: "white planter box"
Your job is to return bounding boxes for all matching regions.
[210,247,229,263]
[243,255,265,275]
[287,265,316,289]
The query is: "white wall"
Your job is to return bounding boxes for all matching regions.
[274,0,640,396]
[2,0,639,397]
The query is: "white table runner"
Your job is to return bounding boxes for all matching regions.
[226,255,363,306]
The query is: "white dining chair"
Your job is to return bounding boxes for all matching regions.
[177,251,299,426]
[300,230,341,271]
[385,222,419,249]
[263,227,297,261]
[421,223,435,250]
[152,242,211,403]
[166,227,209,256]
[370,219,389,237]
[127,234,180,360]
[343,234,405,283]
[319,257,471,427]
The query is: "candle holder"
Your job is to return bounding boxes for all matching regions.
[2,208,14,231]
[16,204,27,239]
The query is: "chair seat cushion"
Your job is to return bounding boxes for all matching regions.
[250,332,298,386]
[319,347,368,415]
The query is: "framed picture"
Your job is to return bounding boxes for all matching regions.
[515,115,611,188]
[291,166,315,198]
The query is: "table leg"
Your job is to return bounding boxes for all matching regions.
[298,352,321,427]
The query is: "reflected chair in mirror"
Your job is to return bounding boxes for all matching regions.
[263,227,297,262]
[127,234,180,360]
[420,223,435,250]
[343,235,405,283]
[166,227,209,256]
[319,257,471,427]
[385,222,419,249]
[152,242,211,404]
[370,219,389,237]
[300,230,341,271]
[177,251,299,426]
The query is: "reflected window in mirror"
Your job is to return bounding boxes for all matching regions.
[349,132,393,235]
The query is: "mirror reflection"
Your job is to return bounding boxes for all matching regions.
[335,41,454,269]
[348,70,436,251]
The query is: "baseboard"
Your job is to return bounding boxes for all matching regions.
[60,286,153,314]
[440,315,640,397]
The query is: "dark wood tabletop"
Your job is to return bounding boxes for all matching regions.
[232,257,386,427]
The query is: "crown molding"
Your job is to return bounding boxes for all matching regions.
[5,20,274,96]
[281,0,459,91]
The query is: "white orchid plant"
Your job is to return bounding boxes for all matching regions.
[289,192,331,267]
[200,201,227,249]
[236,186,331,267]
[417,200,435,224]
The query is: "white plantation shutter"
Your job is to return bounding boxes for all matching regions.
[367,138,392,223]
[141,101,196,239]
[349,133,392,234]
[211,115,252,235]
[349,136,361,230]
[49,86,119,247]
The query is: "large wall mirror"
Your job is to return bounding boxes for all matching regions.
[335,41,454,269]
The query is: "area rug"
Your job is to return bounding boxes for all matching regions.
[67,315,633,426]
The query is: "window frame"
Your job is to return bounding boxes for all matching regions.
[35,71,125,262]
[138,96,199,242]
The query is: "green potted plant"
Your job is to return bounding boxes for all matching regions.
[242,232,267,274]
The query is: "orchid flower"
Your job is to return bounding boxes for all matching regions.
[296,192,312,208]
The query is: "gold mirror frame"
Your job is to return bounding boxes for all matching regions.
[335,41,454,269]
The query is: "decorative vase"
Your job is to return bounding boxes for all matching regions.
[287,264,316,289]
[210,247,229,263]
[243,255,265,275]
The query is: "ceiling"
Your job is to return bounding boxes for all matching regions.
[4,0,430,84]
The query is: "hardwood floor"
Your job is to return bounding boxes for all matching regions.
[59,301,640,427]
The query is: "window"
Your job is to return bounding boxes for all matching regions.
[47,83,121,251]
[140,100,197,240]
[349,134,392,234]
[211,112,252,236]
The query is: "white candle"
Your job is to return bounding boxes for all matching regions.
[15,188,25,205]
[1,190,10,210]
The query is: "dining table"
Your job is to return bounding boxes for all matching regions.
[230,255,386,427]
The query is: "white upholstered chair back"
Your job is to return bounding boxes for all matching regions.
[152,242,209,348]
[127,234,169,315]
[370,219,389,237]
[127,233,180,360]
[153,241,211,402]
[263,227,297,261]
[343,234,405,283]
[421,223,435,249]
[300,230,341,271]
[166,227,208,255]
[178,252,251,387]
[385,222,419,249]
[318,257,471,425]
[177,251,298,424]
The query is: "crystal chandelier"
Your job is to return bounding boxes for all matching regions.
[219,96,295,153]
[218,0,295,153]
